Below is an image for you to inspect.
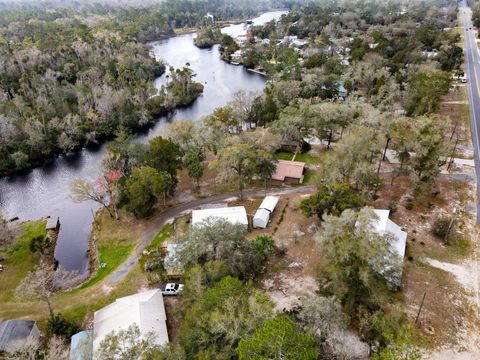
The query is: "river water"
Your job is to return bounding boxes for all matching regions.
[0,10,287,273]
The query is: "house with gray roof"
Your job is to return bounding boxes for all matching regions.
[0,320,40,352]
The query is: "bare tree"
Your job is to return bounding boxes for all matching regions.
[15,261,72,317]
[0,213,17,249]
[71,178,115,218]
[2,336,39,360]
[44,335,70,360]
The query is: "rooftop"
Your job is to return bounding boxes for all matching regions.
[192,206,248,227]
[93,289,168,354]
[0,320,38,351]
[272,160,305,181]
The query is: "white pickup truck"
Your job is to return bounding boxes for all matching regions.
[159,283,184,296]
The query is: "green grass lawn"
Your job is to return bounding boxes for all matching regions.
[78,242,133,290]
[275,151,321,165]
[0,220,46,302]
[302,169,316,185]
[151,223,173,247]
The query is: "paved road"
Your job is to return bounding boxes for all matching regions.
[461,1,480,222]
[103,185,316,288]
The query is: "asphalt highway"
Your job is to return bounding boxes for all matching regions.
[461,1,480,221]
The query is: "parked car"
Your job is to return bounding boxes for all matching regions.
[159,283,184,296]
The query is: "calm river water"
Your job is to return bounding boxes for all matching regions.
[0,10,287,273]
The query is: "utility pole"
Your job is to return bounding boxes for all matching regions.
[415,290,427,325]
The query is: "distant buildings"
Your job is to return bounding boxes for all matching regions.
[205,13,215,24]
[0,320,40,352]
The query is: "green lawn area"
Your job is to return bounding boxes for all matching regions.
[302,169,316,185]
[275,151,321,165]
[0,220,46,302]
[78,211,141,290]
[151,223,173,247]
[78,242,133,289]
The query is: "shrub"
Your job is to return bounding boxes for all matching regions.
[431,217,452,239]
[387,201,398,214]
[252,235,276,259]
[47,313,79,340]
[300,183,363,219]
[405,202,414,210]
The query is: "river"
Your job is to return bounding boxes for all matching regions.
[0,10,288,273]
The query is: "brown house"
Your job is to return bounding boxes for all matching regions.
[271,160,306,184]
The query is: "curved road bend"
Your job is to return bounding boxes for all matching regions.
[461,1,480,222]
[103,185,316,288]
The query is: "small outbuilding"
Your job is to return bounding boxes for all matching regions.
[191,206,248,228]
[0,320,41,352]
[69,330,93,360]
[46,216,59,231]
[253,196,280,229]
[271,160,306,184]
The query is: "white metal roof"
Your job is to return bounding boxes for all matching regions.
[93,289,168,355]
[371,209,407,259]
[259,196,279,212]
[191,206,248,227]
[253,208,270,227]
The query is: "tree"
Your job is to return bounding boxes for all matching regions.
[15,261,61,317]
[71,178,115,218]
[409,115,448,192]
[97,324,158,360]
[124,167,172,218]
[210,143,275,200]
[183,147,204,189]
[179,276,273,359]
[316,209,402,315]
[142,136,182,188]
[177,219,267,279]
[236,315,318,360]
[0,214,17,249]
[300,183,363,219]
[167,120,199,152]
[47,313,79,340]
[404,70,451,116]
[362,309,422,360]
[29,235,50,255]
[297,296,348,342]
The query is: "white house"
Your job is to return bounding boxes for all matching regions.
[365,209,407,286]
[0,320,41,352]
[253,196,279,228]
[191,206,248,228]
[370,209,407,260]
[93,290,168,356]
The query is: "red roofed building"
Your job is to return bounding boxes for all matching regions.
[271,160,306,184]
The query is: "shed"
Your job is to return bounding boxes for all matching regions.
[253,208,271,229]
[0,320,40,352]
[69,330,92,360]
[46,216,59,231]
[191,206,248,228]
[259,196,279,212]
[93,289,168,356]
[271,160,305,184]
[253,196,279,229]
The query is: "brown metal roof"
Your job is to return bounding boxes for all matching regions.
[272,160,305,181]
